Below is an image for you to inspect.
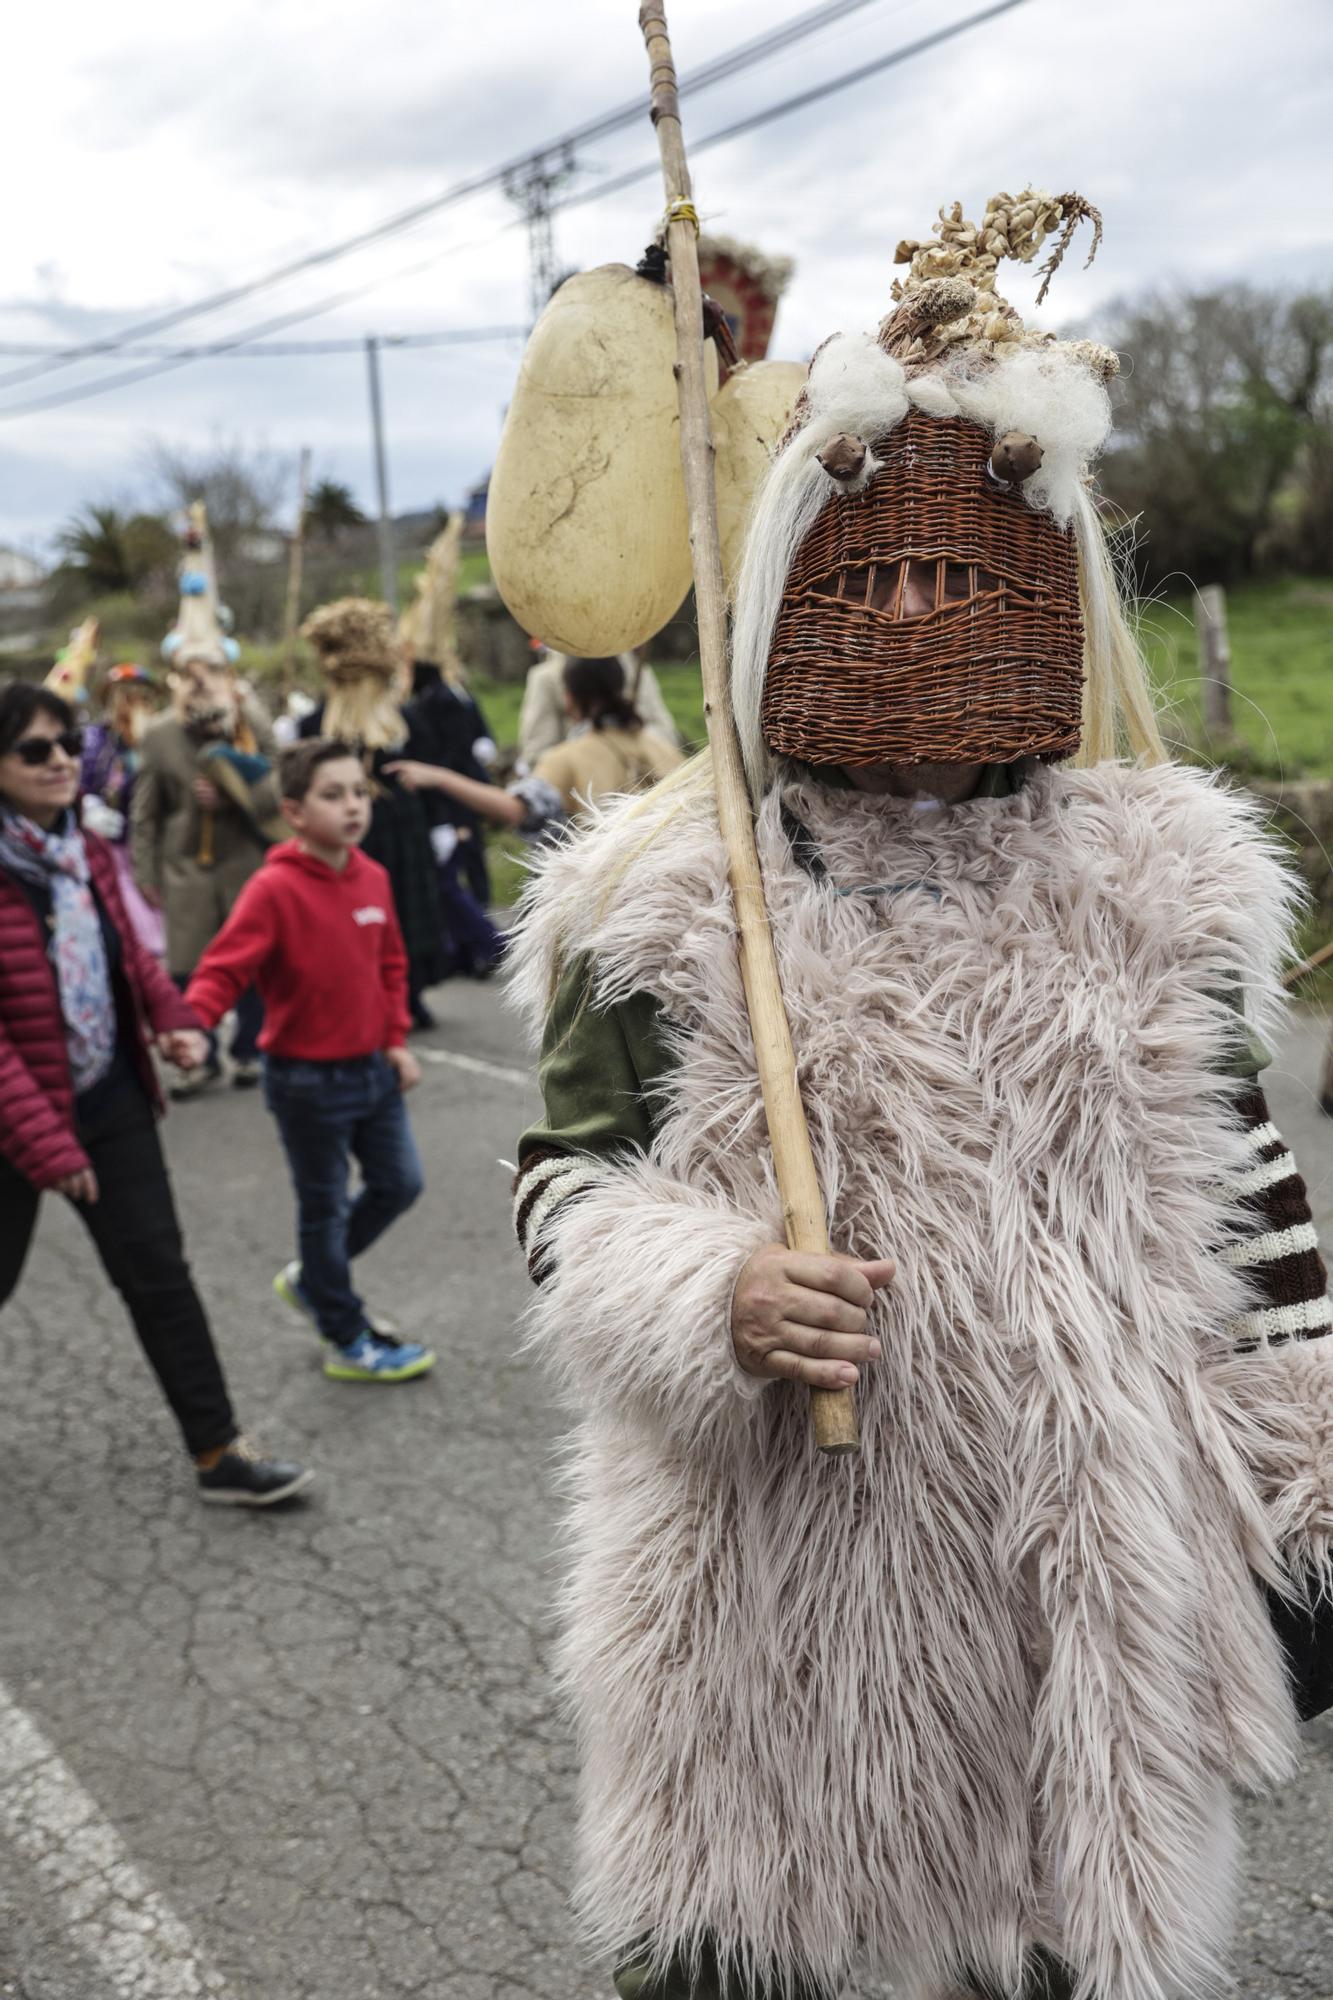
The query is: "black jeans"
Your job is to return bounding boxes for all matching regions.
[0,1068,238,1457]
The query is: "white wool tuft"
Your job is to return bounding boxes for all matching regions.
[903,372,959,418]
[942,344,1112,524]
[802,331,910,442]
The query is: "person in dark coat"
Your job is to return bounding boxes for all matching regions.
[0,681,311,1506]
[405,659,505,978]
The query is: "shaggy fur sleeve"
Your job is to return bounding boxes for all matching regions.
[523,1155,779,1445]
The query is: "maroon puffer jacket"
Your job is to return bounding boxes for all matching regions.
[0,832,198,1189]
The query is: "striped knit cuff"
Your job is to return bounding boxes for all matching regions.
[1224,1087,1330,1352]
[513,1146,601,1285]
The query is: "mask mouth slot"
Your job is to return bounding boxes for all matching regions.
[826,559,1031,622]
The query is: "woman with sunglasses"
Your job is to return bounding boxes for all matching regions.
[0,681,312,1506]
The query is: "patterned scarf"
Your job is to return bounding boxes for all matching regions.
[0,810,115,1091]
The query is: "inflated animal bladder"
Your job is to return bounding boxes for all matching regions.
[711,359,807,595]
[487,264,717,655]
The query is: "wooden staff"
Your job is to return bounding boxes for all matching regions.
[1283,937,1333,988]
[638,3,858,1455]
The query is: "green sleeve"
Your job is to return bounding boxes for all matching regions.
[519,950,680,1164]
[1210,977,1273,1081]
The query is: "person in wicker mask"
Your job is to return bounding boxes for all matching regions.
[508,192,1333,2000]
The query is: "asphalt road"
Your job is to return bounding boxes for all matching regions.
[1,984,1330,2000]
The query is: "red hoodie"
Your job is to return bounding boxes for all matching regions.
[186,841,410,1060]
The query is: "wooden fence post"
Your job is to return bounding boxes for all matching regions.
[1197,583,1232,737]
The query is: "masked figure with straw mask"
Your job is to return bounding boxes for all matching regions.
[509,192,1333,2000]
[298,596,444,1026]
[131,506,280,1094]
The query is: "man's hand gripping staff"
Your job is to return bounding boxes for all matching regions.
[732,1246,896,1390]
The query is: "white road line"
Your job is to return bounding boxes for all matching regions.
[0,1684,231,1998]
[417,1046,531,1088]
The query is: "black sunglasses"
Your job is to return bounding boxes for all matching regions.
[12,729,83,767]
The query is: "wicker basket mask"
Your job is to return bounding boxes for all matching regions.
[762,407,1084,768]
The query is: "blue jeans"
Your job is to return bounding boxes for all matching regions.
[263,1052,424,1346]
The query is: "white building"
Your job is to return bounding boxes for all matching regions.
[0,545,46,591]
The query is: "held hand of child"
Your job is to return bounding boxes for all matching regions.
[158,1030,209,1071]
[385,1046,421,1092]
[54,1168,99,1205]
[730,1243,894,1390]
[192,776,221,811]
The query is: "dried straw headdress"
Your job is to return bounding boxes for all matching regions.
[881,187,1117,381]
[300,596,407,753]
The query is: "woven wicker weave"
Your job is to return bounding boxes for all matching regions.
[763,410,1084,767]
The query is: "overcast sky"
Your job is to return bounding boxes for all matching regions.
[2,0,1330,557]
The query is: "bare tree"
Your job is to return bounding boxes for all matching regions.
[142,435,289,574]
[1096,285,1333,586]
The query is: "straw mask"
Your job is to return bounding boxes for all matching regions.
[759,190,1117,769]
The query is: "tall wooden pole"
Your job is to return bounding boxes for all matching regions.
[638,2,857,1454]
[280,445,311,705]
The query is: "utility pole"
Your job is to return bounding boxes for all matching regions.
[365,335,398,611]
[503,144,579,327]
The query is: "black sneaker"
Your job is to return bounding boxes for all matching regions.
[196,1437,314,1507]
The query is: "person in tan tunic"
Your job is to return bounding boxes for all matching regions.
[519,649,682,767]
[388,654,683,838]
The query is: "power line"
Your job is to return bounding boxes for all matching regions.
[554,0,1032,218]
[0,325,527,360]
[0,0,1030,424]
[0,0,890,394]
[0,227,527,419]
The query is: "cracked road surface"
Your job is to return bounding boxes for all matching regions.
[2,984,1330,2000]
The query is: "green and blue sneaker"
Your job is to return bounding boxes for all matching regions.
[273,1262,400,1340]
[323,1330,435,1383]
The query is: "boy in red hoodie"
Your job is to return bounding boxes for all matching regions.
[188,739,434,1382]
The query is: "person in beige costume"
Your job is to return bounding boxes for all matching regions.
[519,649,682,766]
[390,654,682,839]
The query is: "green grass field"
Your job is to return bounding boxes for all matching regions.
[1137,578,1333,780]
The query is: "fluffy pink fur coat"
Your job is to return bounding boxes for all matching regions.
[509,761,1333,2000]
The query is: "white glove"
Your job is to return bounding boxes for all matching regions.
[81,794,124,841]
[429,824,460,866]
[472,736,498,769]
